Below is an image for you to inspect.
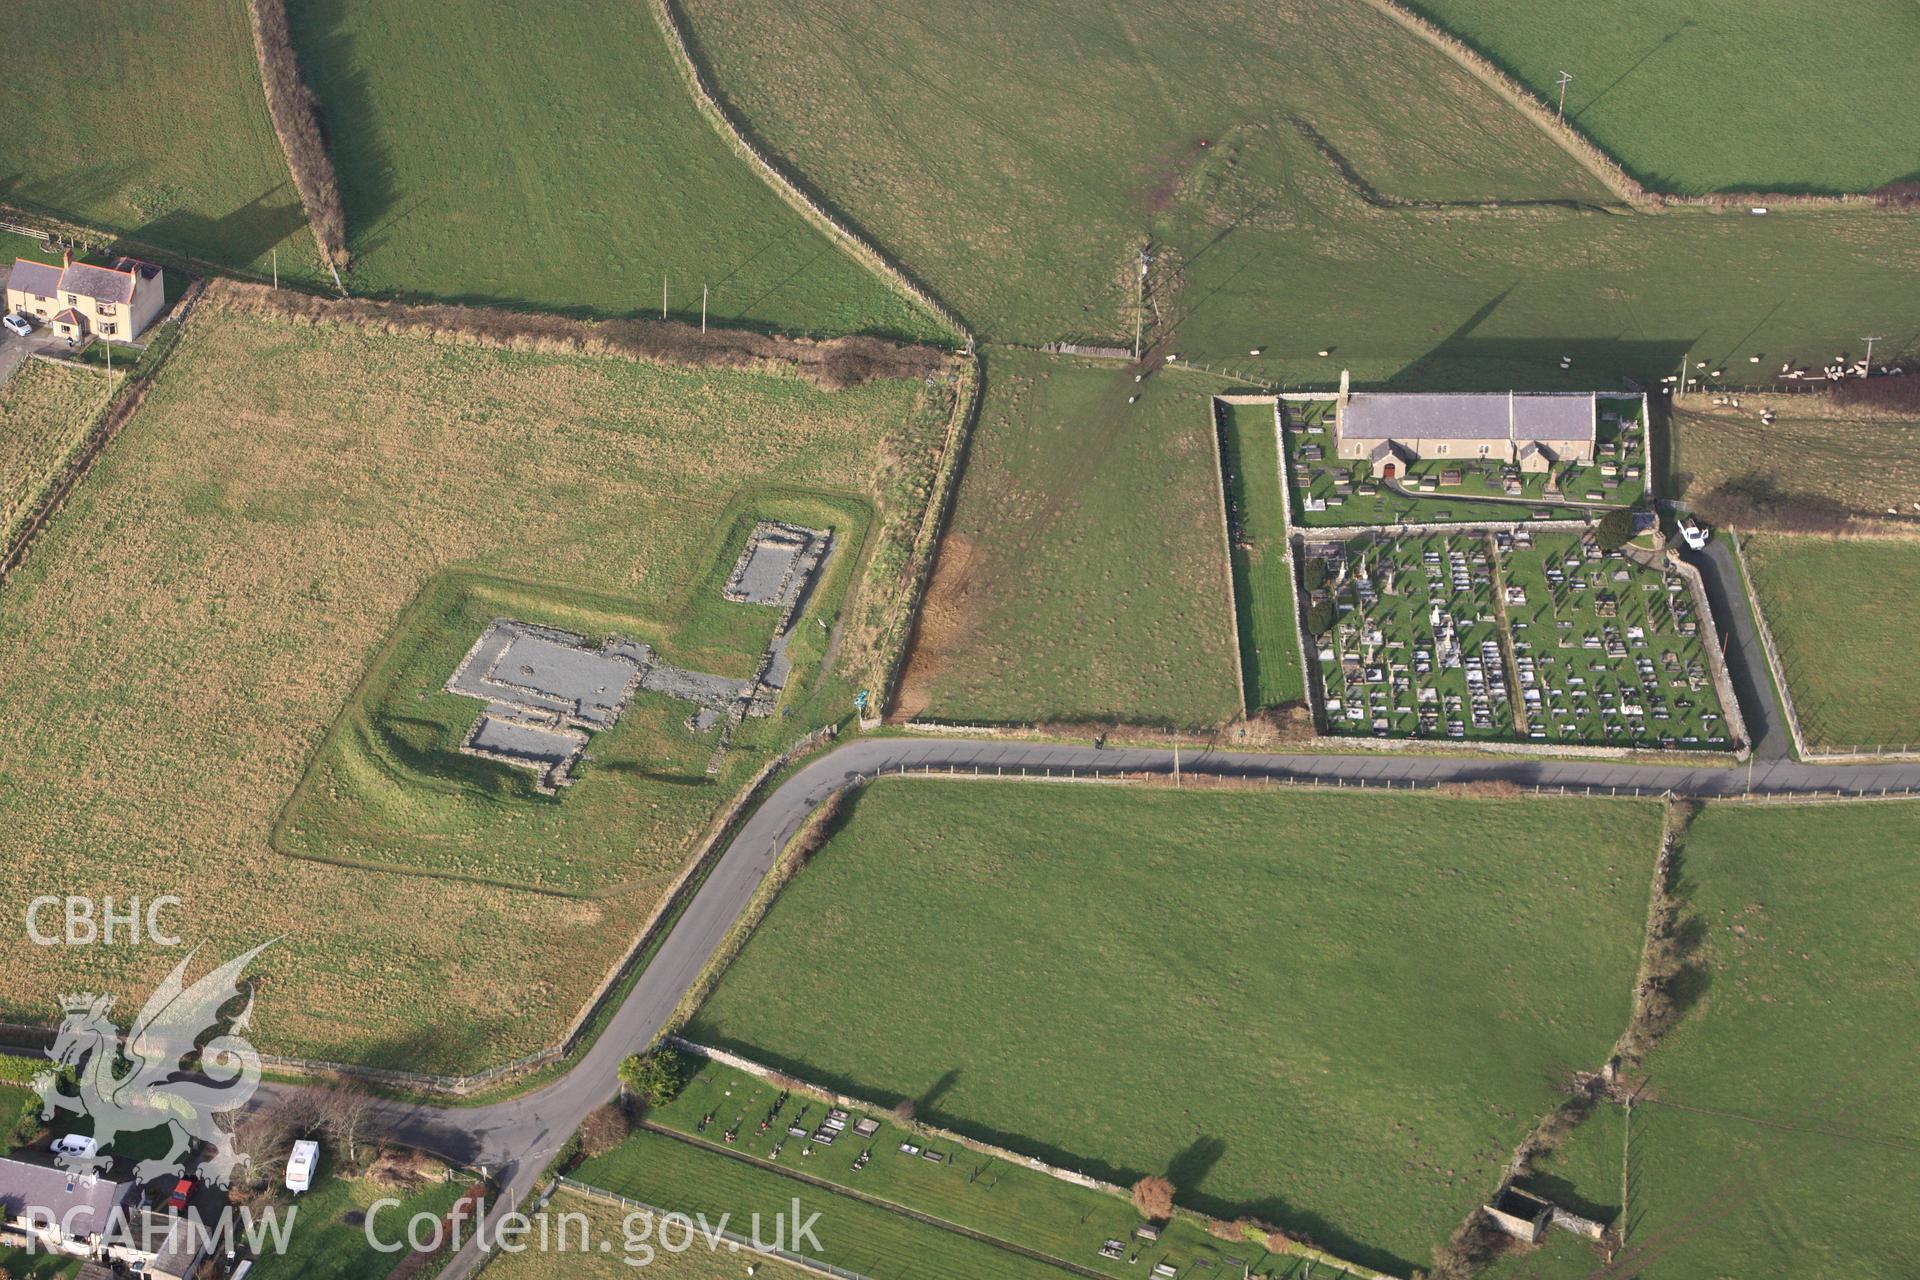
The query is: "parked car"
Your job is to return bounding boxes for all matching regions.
[286,1139,319,1193]
[1679,517,1710,551]
[2,314,33,338]
[51,1133,98,1159]
[165,1176,195,1213]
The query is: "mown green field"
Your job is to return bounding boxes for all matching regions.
[687,779,1662,1274]
[252,1173,469,1280]
[896,351,1242,728]
[0,296,947,1071]
[1406,0,1920,195]
[483,1192,815,1279]
[678,0,1920,381]
[1217,400,1304,710]
[284,0,939,338]
[1741,534,1920,751]
[1500,801,1920,1278]
[0,0,320,281]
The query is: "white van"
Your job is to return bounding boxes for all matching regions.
[286,1139,320,1193]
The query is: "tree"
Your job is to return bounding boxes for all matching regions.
[314,1084,375,1171]
[1594,507,1637,552]
[1303,557,1329,592]
[1131,1174,1175,1221]
[1306,597,1336,635]
[891,1099,917,1129]
[617,1049,686,1108]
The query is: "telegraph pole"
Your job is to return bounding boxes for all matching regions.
[662,272,668,320]
[1555,70,1574,121]
[1861,335,1885,370]
[702,282,708,334]
[1134,244,1151,361]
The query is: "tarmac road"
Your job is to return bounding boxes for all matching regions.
[252,536,1903,1278]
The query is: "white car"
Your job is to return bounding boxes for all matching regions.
[2,314,33,338]
[286,1138,319,1193]
[1679,518,1710,551]
[51,1133,99,1159]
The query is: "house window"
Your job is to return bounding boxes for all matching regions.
[97,303,116,317]
[1478,444,1490,455]
[102,323,117,336]
[1435,444,1448,454]
[67,294,78,305]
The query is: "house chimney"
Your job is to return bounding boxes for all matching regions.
[61,246,73,270]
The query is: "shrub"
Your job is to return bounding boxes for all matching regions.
[244,0,347,268]
[1131,1174,1175,1220]
[1302,557,1329,591]
[578,1104,630,1158]
[1306,597,1335,635]
[618,1049,687,1108]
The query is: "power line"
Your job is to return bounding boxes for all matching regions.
[1555,70,1574,121]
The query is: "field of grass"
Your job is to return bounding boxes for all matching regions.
[1741,534,1920,751]
[276,493,869,897]
[252,1172,469,1280]
[1285,397,1648,526]
[677,0,1920,386]
[0,358,118,544]
[0,294,948,1071]
[1494,801,1920,1277]
[686,779,1663,1273]
[0,0,321,282]
[1217,400,1305,710]
[282,0,938,338]
[1406,0,1920,195]
[895,351,1241,728]
[1673,396,1920,523]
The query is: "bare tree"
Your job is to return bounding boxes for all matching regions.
[314,1084,376,1171]
[1132,1175,1175,1221]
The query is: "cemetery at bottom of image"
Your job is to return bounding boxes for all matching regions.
[1300,526,1739,750]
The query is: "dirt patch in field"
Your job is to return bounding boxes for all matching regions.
[891,533,978,719]
[1134,135,1213,215]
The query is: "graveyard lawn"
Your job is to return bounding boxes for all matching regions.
[684,779,1664,1274]
[576,1127,1087,1280]
[1306,530,1731,748]
[894,350,1242,729]
[638,1057,1259,1279]
[283,0,941,339]
[0,294,949,1071]
[1739,534,1920,753]
[1497,801,1920,1278]
[1284,398,1647,527]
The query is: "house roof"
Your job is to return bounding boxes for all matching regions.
[52,308,84,325]
[108,1211,206,1279]
[7,258,62,297]
[57,261,137,304]
[1345,391,1595,444]
[0,1155,129,1241]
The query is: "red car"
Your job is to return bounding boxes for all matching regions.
[165,1177,195,1213]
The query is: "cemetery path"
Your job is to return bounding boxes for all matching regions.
[401,722,1918,1279]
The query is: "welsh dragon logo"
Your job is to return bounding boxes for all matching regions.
[34,940,274,1186]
